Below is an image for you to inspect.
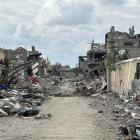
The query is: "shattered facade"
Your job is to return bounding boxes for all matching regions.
[14,47,28,79]
[0,46,50,88]
[106,26,140,59]
[79,38,106,77]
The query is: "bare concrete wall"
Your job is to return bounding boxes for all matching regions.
[109,59,140,94]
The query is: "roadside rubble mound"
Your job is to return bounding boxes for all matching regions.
[74,76,107,96]
[0,75,64,118]
[119,125,140,139]
[0,77,50,118]
[116,80,140,139]
[89,86,140,140]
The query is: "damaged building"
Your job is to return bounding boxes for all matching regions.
[14,47,28,79]
[106,26,140,94]
[79,38,106,77]
[14,46,49,78]
[0,46,50,88]
[106,26,140,59]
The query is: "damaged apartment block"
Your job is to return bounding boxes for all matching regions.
[106,26,140,96]
[106,26,140,59]
[79,38,106,78]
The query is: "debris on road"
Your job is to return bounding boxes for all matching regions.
[0,78,49,118]
[35,113,52,119]
[73,76,107,96]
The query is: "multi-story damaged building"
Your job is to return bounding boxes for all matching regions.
[87,40,106,76]
[106,26,140,59]
[0,46,50,83]
[106,26,140,93]
[79,38,106,77]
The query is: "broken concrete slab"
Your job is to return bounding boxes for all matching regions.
[34,113,52,119]
[0,109,8,117]
[17,107,39,117]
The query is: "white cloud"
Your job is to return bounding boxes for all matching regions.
[0,0,140,67]
[103,11,137,19]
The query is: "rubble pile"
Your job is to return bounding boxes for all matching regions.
[119,125,140,139]
[131,80,140,95]
[74,76,107,96]
[89,91,140,139]
[50,81,75,97]
[0,78,49,118]
[15,79,32,89]
[73,75,140,139]
[132,80,140,106]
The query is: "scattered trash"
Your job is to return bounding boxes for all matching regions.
[35,113,52,119]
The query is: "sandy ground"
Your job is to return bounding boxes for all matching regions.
[0,83,119,140]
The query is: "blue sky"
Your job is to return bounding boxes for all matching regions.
[0,0,140,67]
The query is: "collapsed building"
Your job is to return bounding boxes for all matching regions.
[15,46,49,77]
[0,46,50,88]
[79,38,106,77]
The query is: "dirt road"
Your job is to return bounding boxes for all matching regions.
[0,83,118,140]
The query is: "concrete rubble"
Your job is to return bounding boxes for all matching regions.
[76,26,140,139]
[0,80,47,118]
[74,76,107,96]
[91,89,140,139]
[0,70,62,118]
[2,26,140,139]
[72,73,140,139]
[0,62,69,118]
[0,46,72,118]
